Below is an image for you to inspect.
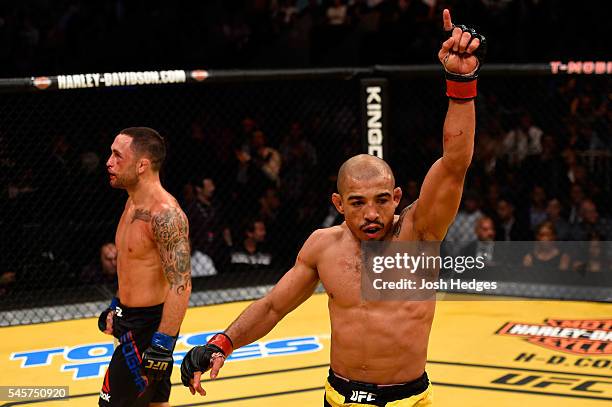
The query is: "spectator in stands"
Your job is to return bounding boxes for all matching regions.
[230,219,273,272]
[239,116,258,145]
[482,182,501,218]
[280,121,317,165]
[277,0,299,26]
[259,186,281,229]
[495,197,531,241]
[460,216,497,266]
[574,119,606,152]
[545,198,571,241]
[39,135,77,216]
[572,233,610,274]
[567,183,586,224]
[0,271,16,297]
[185,176,229,276]
[522,134,566,197]
[472,129,505,180]
[178,116,219,187]
[560,149,591,205]
[258,186,288,251]
[570,199,611,241]
[232,140,273,207]
[528,185,548,231]
[445,190,483,253]
[251,130,282,187]
[501,111,543,167]
[80,243,118,285]
[523,222,570,271]
[327,0,348,26]
[280,121,317,200]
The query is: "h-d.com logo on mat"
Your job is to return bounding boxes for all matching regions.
[497,319,612,355]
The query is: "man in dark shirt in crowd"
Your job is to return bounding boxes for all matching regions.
[546,198,571,240]
[570,199,611,241]
[495,197,531,241]
[185,176,229,276]
[80,243,118,288]
[459,216,498,268]
[230,219,273,272]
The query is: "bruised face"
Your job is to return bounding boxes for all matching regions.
[333,175,401,241]
[106,134,141,189]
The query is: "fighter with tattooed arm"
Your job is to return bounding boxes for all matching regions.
[181,9,485,407]
[98,127,191,406]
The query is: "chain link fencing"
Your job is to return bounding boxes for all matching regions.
[0,66,610,325]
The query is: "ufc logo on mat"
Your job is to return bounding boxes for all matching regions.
[349,390,376,402]
[145,360,169,371]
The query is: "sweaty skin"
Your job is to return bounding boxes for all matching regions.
[115,195,188,308]
[106,133,192,338]
[313,213,435,384]
[188,7,477,394]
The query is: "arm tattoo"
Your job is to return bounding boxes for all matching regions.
[152,207,192,295]
[393,202,416,237]
[132,209,151,223]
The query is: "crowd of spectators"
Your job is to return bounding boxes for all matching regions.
[0,71,610,299]
[443,76,611,273]
[0,2,610,297]
[0,0,607,77]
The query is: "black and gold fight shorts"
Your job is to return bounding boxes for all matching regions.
[324,369,433,406]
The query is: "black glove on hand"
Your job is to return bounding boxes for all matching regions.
[444,24,487,82]
[181,333,233,387]
[97,297,118,335]
[142,332,176,381]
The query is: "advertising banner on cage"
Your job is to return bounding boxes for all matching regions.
[361,78,388,159]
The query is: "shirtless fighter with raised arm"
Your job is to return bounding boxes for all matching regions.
[98,127,191,406]
[181,9,485,406]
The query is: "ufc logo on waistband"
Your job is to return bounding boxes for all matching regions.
[349,390,376,402]
[114,306,123,317]
[145,360,169,371]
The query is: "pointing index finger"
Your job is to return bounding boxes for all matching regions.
[443,9,453,31]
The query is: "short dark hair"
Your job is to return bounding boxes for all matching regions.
[242,218,264,236]
[120,127,166,171]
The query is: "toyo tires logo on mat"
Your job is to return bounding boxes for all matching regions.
[496,319,612,355]
[10,332,323,380]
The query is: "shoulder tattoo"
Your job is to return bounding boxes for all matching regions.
[151,207,191,295]
[132,209,151,223]
[393,201,416,237]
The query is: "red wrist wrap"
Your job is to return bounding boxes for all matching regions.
[208,333,233,356]
[446,79,477,100]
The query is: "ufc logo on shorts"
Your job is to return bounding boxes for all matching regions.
[349,390,376,402]
[145,360,169,371]
[114,306,123,317]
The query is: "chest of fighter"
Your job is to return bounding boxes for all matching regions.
[115,214,157,260]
